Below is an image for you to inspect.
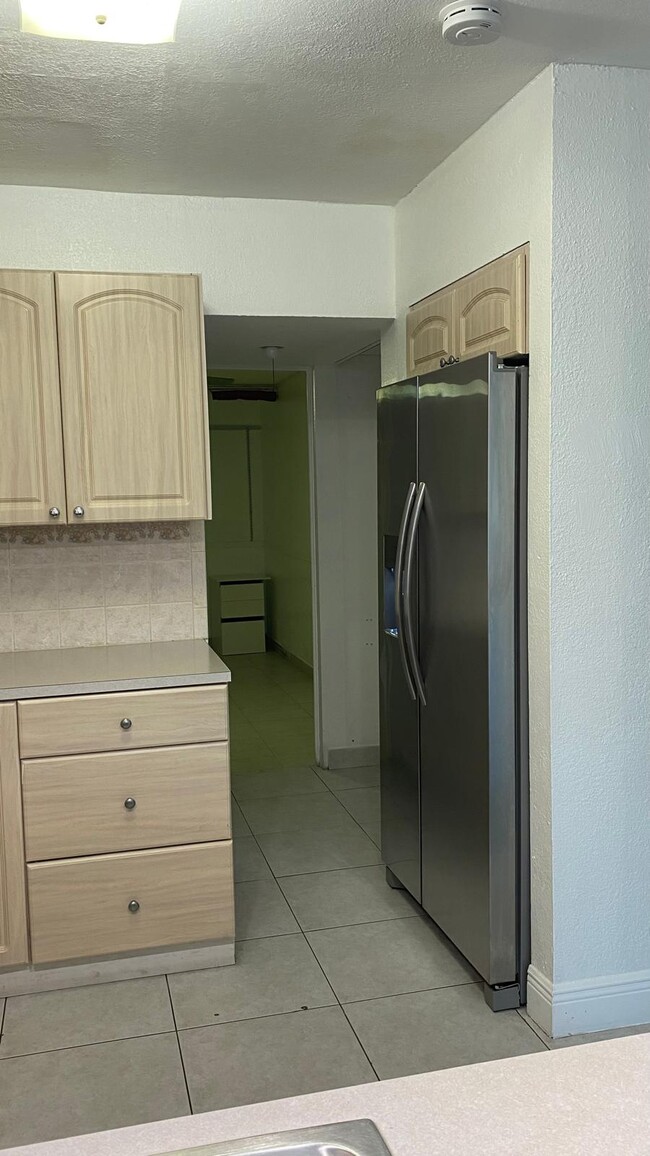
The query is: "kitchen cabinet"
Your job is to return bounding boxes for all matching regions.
[406,287,456,376]
[406,245,528,373]
[0,269,211,526]
[0,703,29,968]
[0,270,66,525]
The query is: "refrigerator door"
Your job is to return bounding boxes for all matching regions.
[377,379,421,899]
[417,354,521,985]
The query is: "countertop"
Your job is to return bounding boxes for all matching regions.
[4,1035,649,1156]
[0,639,231,700]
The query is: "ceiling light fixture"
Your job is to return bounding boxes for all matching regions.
[20,0,183,43]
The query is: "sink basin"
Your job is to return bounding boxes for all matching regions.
[159,1118,392,1156]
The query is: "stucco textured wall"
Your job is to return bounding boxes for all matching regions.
[550,64,650,984]
[0,185,394,319]
[383,69,555,981]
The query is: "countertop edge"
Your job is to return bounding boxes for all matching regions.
[0,671,231,701]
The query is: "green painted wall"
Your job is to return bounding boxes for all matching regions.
[261,373,313,668]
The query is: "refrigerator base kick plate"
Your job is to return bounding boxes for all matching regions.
[483,981,521,1011]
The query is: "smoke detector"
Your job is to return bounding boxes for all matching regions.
[439,4,503,45]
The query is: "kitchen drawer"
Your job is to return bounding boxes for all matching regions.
[22,742,230,861]
[28,841,234,964]
[221,598,264,620]
[221,581,264,605]
[18,685,228,758]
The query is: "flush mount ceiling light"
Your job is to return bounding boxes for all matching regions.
[20,0,183,43]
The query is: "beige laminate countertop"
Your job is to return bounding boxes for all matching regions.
[4,1035,649,1156]
[0,639,230,700]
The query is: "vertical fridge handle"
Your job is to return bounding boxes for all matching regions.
[404,481,427,706]
[395,482,417,701]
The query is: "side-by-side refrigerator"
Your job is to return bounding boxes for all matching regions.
[378,352,529,1009]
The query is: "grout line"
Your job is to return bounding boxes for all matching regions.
[0,994,6,1043]
[339,979,483,1009]
[165,974,195,1113]
[177,1001,339,1034]
[516,1008,551,1050]
[0,1029,176,1063]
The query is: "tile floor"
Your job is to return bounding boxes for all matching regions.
[1,650,647,1149]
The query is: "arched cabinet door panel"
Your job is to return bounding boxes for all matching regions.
[0,270,66,525]
[407,288,456,375]
[456,248,527,361]
[55,272,211,523]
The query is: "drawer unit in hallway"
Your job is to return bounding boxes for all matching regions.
[211,576,267,655]
[0,680,234,993]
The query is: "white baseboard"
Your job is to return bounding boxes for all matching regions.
[327,745,380,769]
[527,964,650,1039]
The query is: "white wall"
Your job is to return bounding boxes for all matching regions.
[312,360,380,767]
[383,69,555,981]
[0,185,394,319]
[545,65,650,1013]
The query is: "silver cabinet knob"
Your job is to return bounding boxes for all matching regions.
[73,505,85,517]
[120,717,132,730]
[128,899,140,913]
[49,506,61,518]
[124,797,136,811]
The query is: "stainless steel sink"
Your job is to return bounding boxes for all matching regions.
[159,1118,392,1156]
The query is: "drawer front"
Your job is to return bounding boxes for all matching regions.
[28,841,234,964]
[23,742,230,861]
[18,685,228,758]
[221,582,264,605]
[221,620,266,655]
[221,598,264,620]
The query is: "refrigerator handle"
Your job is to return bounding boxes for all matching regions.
[395,482,417,701]
[404,480,427,706]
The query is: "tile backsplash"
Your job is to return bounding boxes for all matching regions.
[0,522,207,652]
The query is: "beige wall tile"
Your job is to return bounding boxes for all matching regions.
[102,541,150,563]
[58,565,105,609]
[193,607,208,639]
[150,560,193,604]
[148,541,191,561]
[0,566,9,608]
[10,568,58,612]
[13,612,61,651]
[9,546,56,568]
[55,543,102,565]
[150,602,194,642]
[60,608,107,649]
[104,563,150,606]
[191,553,207,606]
[105,605,152,645]
[0,613,12,650]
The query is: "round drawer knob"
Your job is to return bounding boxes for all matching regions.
[49,506,61,519]
[120,717,132,730]
[128,899,140,914]
[73,505,85,518]
[124,797,136,811]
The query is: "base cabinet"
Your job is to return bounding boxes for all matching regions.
[0,683,234,982]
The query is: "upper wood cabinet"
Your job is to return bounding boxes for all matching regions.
[406,287,456,376]
[56,272,210,523]
[406,245,528,374]
[0,270,67,524]
[0,269,211,525]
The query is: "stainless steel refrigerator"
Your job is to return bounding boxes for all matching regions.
[378,352,529,1010]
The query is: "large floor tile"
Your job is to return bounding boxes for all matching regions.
[335,787,381,826]
[232,766,327,800]
[168,935,335,1028]
[231,797,251,836]
[307,915,478,1002]
[235,878,300,939]
[0,1033,189,1148]
[517,1009,650,1050]
[233,836,273,881]
[279,865,418,931]
[230,751,282,774]
[257,816,382,876]
[361,821,382,848]
[0,977,174,1058]
[239,791,353,835]
[344,984,547,1078]
[179,1006,376,1112]
[314,764,380,790]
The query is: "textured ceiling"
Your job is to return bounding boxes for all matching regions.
[2,0,650,203]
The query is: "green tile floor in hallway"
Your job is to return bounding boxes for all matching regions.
[1,651,646,1149]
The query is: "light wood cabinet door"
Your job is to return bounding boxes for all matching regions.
[55,271,211,523]
[406,288,456,375]
[28,841,234,964]
[0,703,29,967]
[455,247,527,361]
[0,270,67,525]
